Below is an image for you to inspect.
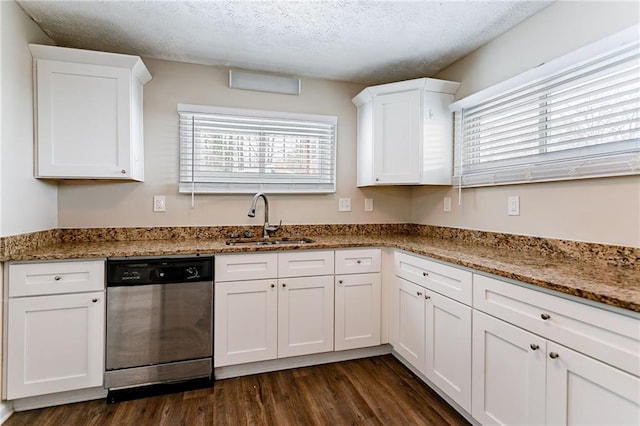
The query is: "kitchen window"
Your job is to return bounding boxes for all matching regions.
[178,104,337,194]
[451,25,639,187]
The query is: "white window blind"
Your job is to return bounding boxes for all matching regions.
[452,27,640,187]
[178,104,337,194]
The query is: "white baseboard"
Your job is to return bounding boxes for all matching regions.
[0,401,14,425]
[11,387,107,412]
[215,344,392,379]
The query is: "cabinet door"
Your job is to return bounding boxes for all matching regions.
[391,277,426,372]
[372,90,421,184]
[214,279,278,367]
[425,291,472,412]
[278,276,334,358]
[36,60,135,179]
[472,311,546,426]
[546,342,640,426]
[335,273,381,351]
[7,292,105,399]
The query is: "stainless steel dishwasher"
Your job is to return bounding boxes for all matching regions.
[105,256,214,402]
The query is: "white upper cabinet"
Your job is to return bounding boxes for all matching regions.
[29,44,151,181]
[352,77,460,187]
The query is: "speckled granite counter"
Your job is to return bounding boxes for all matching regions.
[1,225,638,313]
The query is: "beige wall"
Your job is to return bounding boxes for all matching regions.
[57,59,413,228]
[412,1,640,247]
[0,1,57,237]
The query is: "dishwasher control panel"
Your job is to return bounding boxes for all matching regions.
[107,256,214,286]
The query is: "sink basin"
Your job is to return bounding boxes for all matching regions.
[225,237,315,246]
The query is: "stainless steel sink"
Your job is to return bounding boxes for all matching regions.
[225,237,315,246]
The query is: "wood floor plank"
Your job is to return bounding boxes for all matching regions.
[4,355,470,426]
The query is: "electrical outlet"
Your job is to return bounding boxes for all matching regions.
[508,196,520,216]
[153,195,166,212]
[364,198,374,212]
[444,197,452,212]
[338,198,352,212]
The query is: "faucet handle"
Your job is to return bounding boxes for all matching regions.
[265,220,282,235]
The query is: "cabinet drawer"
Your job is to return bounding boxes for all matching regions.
[394,251,472,305]
[278,251,334,278]
[9,260,105,297]
[335,248,381,274]
[215,253,277,282]
[474,274,640,376]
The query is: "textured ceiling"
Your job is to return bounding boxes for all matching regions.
[17,0,553,84]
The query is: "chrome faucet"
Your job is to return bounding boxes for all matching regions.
[247,192,281,238]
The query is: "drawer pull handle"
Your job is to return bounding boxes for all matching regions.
[425,295,431,300]
[338,280,343,285]
[549,352,559,359]
[530,344,539,351]
[541,313,551,320]
[121,169,126,174]
[356,260,362,264]
[92,298,98,303]
[422,272,429,277]
[282,283,287,288]
[270,283,275,288]
[417,291,423,296]
[54,276,61,281]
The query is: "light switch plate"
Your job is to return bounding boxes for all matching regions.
[508,196,520,216]
[364,198,374,212]
[338,198,352,212]
[153,195,166,212]
[444,197,452,212]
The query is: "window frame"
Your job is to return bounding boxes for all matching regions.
[450,24,640,188]
[177,104,338,194]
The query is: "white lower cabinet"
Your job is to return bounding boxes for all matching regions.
[214,279,278,367]
[335,272,381,351]
[214,251,335,367]
[391,252,472,413]
[6,260,106,400]
[546,342,640,426]
[473,273,640,425]
[277,276,334,358]
[391,277,426,370]
[425,291,472,412]
[473,309,640,426]
[334,249,382,351]
[472,311,546,425]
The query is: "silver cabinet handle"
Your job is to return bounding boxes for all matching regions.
[92,298,98,303]
[541,313,551,320]
[54,276,61,281]
[530,344,539,350]
[549,352,559,359]
[422,272,429,277]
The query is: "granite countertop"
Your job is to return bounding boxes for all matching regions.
[5,231,639,314]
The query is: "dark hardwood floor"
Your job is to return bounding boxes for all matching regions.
[5,355,470,426]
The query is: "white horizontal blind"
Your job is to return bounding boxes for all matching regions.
[178,105,337,193]
[454,35,640,187]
